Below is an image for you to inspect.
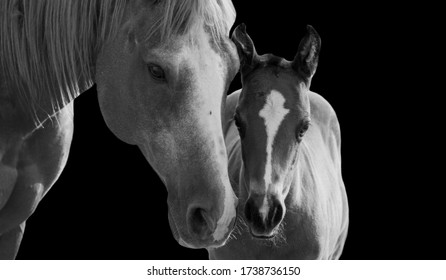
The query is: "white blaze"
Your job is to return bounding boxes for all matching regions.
[259,90,290,192]
[258,196,269,221]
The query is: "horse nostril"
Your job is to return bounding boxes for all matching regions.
[244,197,265,231]
[188,207,213,240]
[244,198,254,224]
[244,196,284,235]
[269,200,284,228]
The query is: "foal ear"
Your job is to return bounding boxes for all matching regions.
[231,23,258,72]
[292,25,321,83]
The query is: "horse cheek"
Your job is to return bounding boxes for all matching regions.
[96,35,140,145]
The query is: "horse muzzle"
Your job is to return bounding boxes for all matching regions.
[244,194,285,238]
[168,195,238,249]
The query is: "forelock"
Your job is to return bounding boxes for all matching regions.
[142,0,236,49]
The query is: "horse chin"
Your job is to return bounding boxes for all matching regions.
[168,210,197,248]
[177,235,230,250]
[251,232,275,239]
[177,229,234,249]
[253,234,275,239]
[168,208,236,249]
[249,227,278,239]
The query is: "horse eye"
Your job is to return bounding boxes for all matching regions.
[233,113,245,138]
[297,122,310,141]
[234,113,241,128]
[148,64,166,81]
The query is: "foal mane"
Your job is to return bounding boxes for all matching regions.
[0,0,235,125]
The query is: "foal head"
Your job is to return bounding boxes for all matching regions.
[95,0,239,248]
[231,24,321,238]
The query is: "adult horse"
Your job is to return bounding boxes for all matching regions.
[209,24,348,259]
[0,0,239,259]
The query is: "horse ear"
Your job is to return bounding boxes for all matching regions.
[231,23,258,73]
[292,25,321,83]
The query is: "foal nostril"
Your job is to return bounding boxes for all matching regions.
[188,207,213,240]
[244,197,255,224]
[244,196,285,235]
[269,200,284,228]
[244,197,266,231]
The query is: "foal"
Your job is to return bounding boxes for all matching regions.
[209,24,349,259]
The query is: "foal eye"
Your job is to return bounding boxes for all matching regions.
[147,64,166,81]
[233,113,245,138]
[234,113,241,128]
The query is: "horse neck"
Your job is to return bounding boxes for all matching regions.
[0,0,127,126]
[286,140,316,210]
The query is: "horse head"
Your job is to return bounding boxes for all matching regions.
[95,0,240,249]
[231,24,321,238]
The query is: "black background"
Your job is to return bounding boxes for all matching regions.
[16,2,443,259]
